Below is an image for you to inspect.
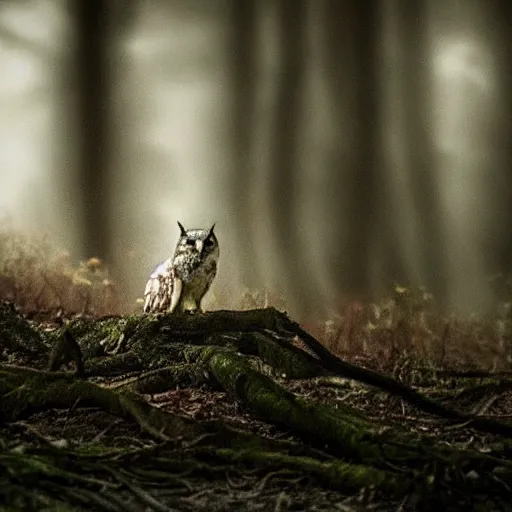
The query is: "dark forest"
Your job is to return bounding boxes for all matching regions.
[2,1,512,510]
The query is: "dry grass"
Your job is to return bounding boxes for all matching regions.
[229,283,512,373]
[0,229,119,316]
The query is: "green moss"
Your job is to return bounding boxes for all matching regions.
[206,348,421,465]
[238,332,329,379]
[67,316,128,359]
[0,301,47,365]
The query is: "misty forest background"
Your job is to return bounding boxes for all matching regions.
[1,0,512,322]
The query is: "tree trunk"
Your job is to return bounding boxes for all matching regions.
[323,0,382,299]
[74,0,112,261]
[230,0,258,289]
[269,0,308,310]
[396,0,448,303]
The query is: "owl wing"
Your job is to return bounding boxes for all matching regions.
[143,258,175,313]
[169,276,183,313]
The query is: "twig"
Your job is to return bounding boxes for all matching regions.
[88,419,125,444]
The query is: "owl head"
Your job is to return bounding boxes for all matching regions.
[176,221,219,258]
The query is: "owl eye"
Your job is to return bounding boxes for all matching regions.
[204,237,214,247]
[185,239,195,246]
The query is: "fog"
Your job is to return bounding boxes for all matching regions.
[1,0,511,320]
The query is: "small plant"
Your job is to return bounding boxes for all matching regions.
[65,256,119,315]
[366,283,434,333]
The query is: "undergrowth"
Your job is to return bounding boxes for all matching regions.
[0,230,118,316]
[1,229,512,372]
[230,282,512,374]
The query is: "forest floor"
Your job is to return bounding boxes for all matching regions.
[1,231,512,510]
[3,309,512,511]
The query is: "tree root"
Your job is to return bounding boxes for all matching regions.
[2,304,512,509]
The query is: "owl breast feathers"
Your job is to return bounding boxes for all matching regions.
[143,222,219,314]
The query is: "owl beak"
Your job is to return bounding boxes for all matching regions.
[195,240,204,253]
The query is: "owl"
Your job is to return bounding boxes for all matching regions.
[143,222,219,314]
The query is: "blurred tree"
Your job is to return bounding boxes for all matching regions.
[73,0,134,264]
[269,0,308,307]
[230,0,258,288]
[489,0,512,274]
[396,0,448,304]
[323,0,381,299]
[74,0,112,261]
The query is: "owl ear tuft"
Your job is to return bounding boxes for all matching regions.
[208,223,216,237]
[177,221,187,236]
